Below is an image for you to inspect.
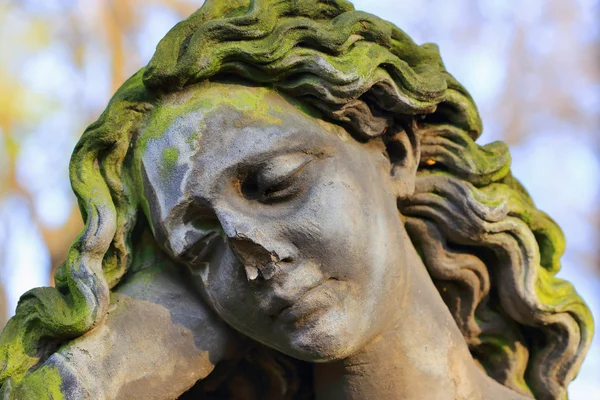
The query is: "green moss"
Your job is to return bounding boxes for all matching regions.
[160,147,180,179]
[11,363,65,400]
[185,129,202,147]
[136,82,278,155]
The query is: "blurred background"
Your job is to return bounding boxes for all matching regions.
[0,0,598,396]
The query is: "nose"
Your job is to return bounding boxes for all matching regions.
[228,237,280,281]
[215,207,294,281]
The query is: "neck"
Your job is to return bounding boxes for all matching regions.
[313,237,529,400]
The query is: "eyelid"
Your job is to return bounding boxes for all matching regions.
[256,153,314,190]
[175,204,223,262]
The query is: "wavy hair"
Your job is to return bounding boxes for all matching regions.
[0,1,592,399]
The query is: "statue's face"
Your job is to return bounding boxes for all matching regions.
[137,81,411,362]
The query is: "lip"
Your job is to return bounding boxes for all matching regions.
[272,278,337,323]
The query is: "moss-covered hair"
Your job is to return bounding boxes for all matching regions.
[0,1,592,399]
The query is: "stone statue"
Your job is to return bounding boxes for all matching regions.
[0,1,593,399]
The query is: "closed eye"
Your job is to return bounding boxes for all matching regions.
[260,158,312,202]
[240,153,314,203]
[178,205,224,264]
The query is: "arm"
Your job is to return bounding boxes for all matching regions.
[4,263,241,400]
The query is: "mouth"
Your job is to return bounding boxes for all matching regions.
[271,278,338,323]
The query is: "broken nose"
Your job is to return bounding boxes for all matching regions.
[244,262,278,281]
[245,265,260,280]
[229,236,281,281]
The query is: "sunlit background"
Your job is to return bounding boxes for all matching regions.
[0,0,598,397]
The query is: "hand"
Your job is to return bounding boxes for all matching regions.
[0,353,96,400]
[1,262,241,400]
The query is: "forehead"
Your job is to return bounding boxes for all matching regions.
[135,81,351,224]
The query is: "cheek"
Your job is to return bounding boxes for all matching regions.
[198,248,262,329]
[286,165,398,285]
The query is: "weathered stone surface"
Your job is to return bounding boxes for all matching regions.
[0,0,593,399]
